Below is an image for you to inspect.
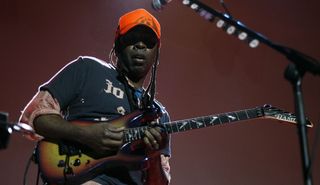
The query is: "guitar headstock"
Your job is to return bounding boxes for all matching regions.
[260,104,313,128]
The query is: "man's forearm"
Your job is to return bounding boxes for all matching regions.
[34,114,85,143]
[33,114,124,153]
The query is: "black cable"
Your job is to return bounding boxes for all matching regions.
[36,164,40,185]
[142,51,159,108]
[23,151,35,185]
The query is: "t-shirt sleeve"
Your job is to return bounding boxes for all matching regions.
[40,57,88,110]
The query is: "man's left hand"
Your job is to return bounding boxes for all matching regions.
[143,123,167,151]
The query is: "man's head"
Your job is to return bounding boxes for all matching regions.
[114,9,161,83]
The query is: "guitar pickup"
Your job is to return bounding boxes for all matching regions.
[58,142,82,156]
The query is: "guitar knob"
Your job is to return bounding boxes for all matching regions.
[57,160,65,167]
[73,158,81,166]
[86,160,91,165]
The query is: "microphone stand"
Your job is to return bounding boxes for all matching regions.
[178,0,320,185]
[0,112,10,149]
[0,113,35,150]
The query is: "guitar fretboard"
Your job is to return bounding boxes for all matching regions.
[124,107,262,143]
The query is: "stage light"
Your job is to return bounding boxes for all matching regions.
[216,19,225,28]
[13,125,20,131]
[182,0,190,5]
[238,32,248,40]
[226,26,236,35]
[190,3,199,10]
[7,127,12,134]
[249,39,259,48]
[199,10,214,21]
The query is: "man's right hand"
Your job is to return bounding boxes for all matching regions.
[80,123,125,153]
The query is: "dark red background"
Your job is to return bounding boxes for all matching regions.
[1,0,319,184]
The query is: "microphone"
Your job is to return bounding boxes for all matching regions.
[152,0,172,11]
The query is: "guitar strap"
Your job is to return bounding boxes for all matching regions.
[119,63,158,112]
[119,74,143,112]
[142,59,158,109]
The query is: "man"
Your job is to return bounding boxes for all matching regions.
[19,9,171,185]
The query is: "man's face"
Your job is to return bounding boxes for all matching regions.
[117,26,159,82]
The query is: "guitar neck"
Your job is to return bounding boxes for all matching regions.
[165,107,262,133]
[124,107,263,143]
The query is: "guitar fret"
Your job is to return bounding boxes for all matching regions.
[186,120,193,130]
[185,120,192,131]
[226,112,239,122]
[190,119,202,129]
[128,131,132,142]
[133,128,137,140]
[172,121,179,133]
[133,129,137,140]
[194,119,200,129]
[126,130,130,142]
[245,109,250,119]
[213,115,220,125]
[202,116,213,126]
[137,128,142,140]
[217,114,223,124]
[169,122,174,134]
[143,127,148,137]
[164,123,172,134]
[201,117,207,127]
[141,127,147,139]
[130,129,135,141]
[237,110,249,120]
[247,108,258,119]
[218,114,229,124]
[235,111,241,121]
[199,117,204,127]
[199,117,206,128]
[128,129,132,142]
[124,130,129,142]
[177,121,187,132]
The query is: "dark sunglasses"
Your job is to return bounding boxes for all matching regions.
[119,26,159,49]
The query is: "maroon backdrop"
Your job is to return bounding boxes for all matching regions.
[1,0,319,185]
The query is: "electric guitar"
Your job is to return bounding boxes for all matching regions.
[36,104,313,185]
